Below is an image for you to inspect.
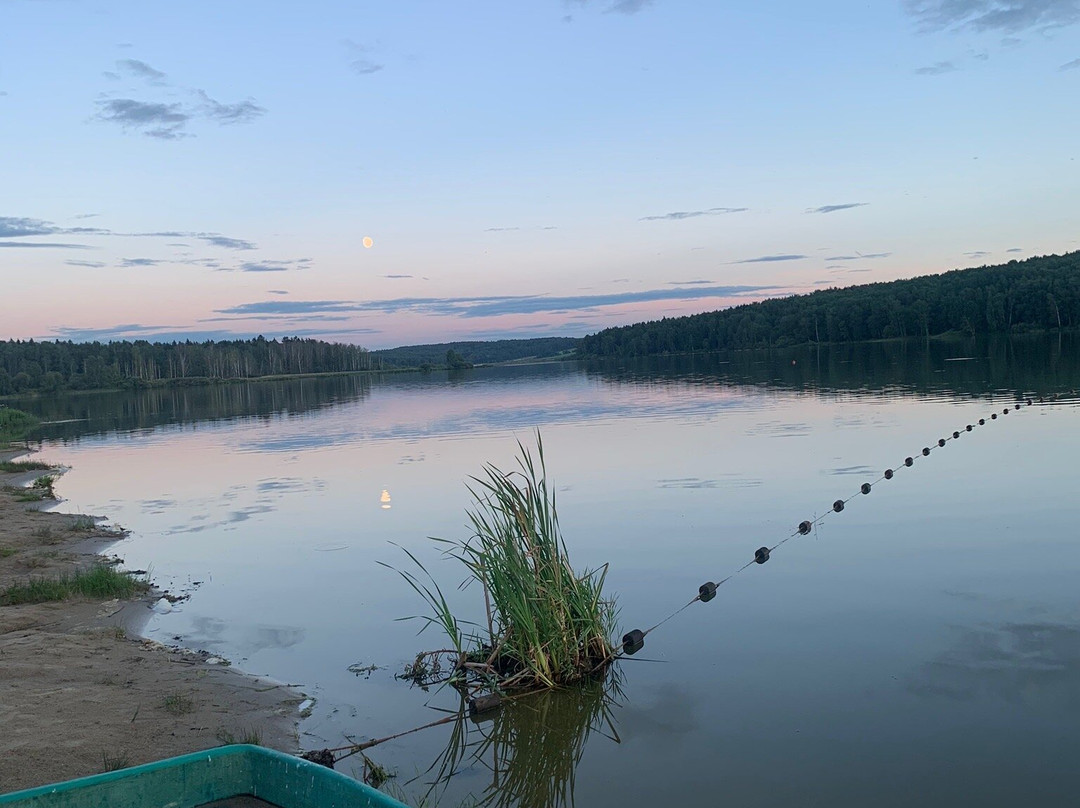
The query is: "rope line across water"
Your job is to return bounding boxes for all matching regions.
[616,394,1061,658]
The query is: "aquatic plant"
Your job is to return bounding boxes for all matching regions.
[390,434,617,695]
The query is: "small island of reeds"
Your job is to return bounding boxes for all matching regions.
[389,435,617,698]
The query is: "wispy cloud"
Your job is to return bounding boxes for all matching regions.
[915,61,958,75]
[606,0,656,14]
[824,252,892,261]
[50,323,381,343]
[904,0,1080,33]
[735,254,806,263]
[65,260,107,268]
[806,202,868,214]
[217,301,360,316]
[214,284,779,321]
[343,40,385,75]
[485,226,520,232]
[116,58,166,84]
[641,206,748,221]
[120,258,164,267]
[1,216,56,238]
[199,314,355,324]
[383,274,414,279]
[351,59,384,75]
[0,241,89,249]
[668,280,713,285]
[1006,247,1024,252]
[1061,57,1080,70]
[963,250,991,258]
[2,215,264,258]
[0,215,107,239]
[95,60,266,139]
[95,99,191,139]
[226,258,313,273]
[268,290,290,295]
[201,235,256,250]
[195,90,266,124]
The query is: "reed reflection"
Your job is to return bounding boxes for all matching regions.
[415,672,624,808]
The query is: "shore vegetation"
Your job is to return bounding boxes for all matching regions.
[0,458,53,473]
[0,407,39,443]
[391,435,616,696]
[0,564,149,606]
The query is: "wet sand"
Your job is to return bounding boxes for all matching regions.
[0,450,304,793]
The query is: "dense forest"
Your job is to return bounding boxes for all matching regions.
[371,337,578,368]
[0,335,581,396]
[0,336,376,395]
[577,252,1080,357]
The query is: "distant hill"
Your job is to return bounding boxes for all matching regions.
[371,337,579,368]
[577,252,1080,357]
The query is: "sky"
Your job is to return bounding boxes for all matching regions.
[1,0,1078,349]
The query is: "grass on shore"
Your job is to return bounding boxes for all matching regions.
[101,751,130,773]
[0,474,57,502]
[161,691,195,716]
[216,727,263,746]
[0,408,39,444]
[0,459,54,473]
[0,564,149,606]
[392,435,617,694]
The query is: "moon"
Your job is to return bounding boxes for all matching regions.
[362,236,374,249]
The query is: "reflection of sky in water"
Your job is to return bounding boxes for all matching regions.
[35,360,1080,808]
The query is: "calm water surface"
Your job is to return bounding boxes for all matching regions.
[19,337,1080,807]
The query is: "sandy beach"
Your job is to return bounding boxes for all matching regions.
[0,449,304,793]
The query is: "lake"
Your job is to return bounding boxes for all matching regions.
[16,335,1080,807]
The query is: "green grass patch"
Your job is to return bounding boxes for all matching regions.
[390,434,617,694]
[0,459,53,473]
[0,408,39,444]
[162,691,195,716]
[100,751,130,772]
[216,727,263,746]
[0,564,149,606]
[5,475,57,502]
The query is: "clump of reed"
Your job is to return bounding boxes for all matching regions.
[391,435,617,695]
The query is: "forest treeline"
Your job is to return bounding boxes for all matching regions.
[0,336,376,395]
[577,252,1080,357]
[0,334,581,396]
[371,337,578,368]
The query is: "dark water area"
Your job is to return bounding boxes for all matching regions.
[19,333,1080,807]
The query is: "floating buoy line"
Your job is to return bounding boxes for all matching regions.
[308,391,1077,770]
[614,394,1064,659]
